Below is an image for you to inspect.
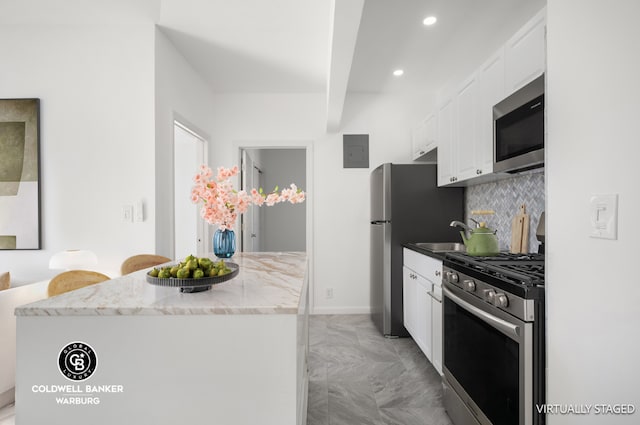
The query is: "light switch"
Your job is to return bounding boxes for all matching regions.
[589,194,618,240]
[135,201,144,222]
[122,205,133,223]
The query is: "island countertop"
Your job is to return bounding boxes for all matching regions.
[16,252,307,317]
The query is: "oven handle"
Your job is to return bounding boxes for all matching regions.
[443,286,520,339]
[427,291,441,303]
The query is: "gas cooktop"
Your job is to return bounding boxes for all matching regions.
[444,252,545,299]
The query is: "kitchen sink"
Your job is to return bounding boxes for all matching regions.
[414,242,466,253]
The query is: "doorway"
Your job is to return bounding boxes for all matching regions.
[173,121,206,259]
[241,150,264,252]
[240,148,306,252]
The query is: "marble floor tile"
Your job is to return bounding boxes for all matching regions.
[307,380,329,425]
[379,406,453,425]
[308,352,328,382]
[371,371,444,409]
[327,359,372,382]
[357,334,401,363]
[308,315,452,425]
[326,314,374,331]
[328,381,385,425]
[313,341,369,364]
[326,327,361,347]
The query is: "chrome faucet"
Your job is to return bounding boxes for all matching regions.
[450,220,473,232]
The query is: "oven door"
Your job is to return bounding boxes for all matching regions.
[442,284,533,425]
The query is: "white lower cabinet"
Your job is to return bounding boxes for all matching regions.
[403,265,432,359]
[403,248,443,374]
[431,284,443,374]
[402,265,417,336]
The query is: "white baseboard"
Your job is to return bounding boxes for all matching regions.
[0,387,14,409]
[311,306,371,315]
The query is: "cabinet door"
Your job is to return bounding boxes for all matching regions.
[411,120,427,160]
[404,248,442,282]
[415,277,432,361]
[505,8,546,93]
[431,284,443,375]
[403,265,432,360]
[423,113,437,153]
[437,97,455,186]
[477,48,505,175]
[402,266,417,336]
[454,74,479,182]
[411,114,437,160]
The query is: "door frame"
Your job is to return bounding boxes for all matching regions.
[240,150,264,252]
[172,114,209,259]
[234,140,315,312]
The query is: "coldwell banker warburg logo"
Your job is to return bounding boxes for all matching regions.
[58,342,97,381]
[31,341,125,406]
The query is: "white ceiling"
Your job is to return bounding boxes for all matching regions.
[158,0,546,95]
[349,0,546,95]
[1,0,546,125]
[157,0,332,93]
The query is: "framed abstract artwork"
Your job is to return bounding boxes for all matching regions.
[0,98,41,249]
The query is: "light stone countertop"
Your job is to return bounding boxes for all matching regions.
[15,252,307,316]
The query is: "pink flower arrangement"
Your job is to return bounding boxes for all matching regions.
[191,165,306,231]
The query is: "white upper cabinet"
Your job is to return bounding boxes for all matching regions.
[435,8,545,186]
[438,68,490,186]
[436,96,455,186]
[476,48,506,175]
[424,113,437,153]
[415,7,545,185]
[411,113,437,161]
[454,74,480,182]
[505,8,546,93]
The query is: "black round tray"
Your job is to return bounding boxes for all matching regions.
[146,262,239,293]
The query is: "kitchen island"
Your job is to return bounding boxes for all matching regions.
[15,252,309,425]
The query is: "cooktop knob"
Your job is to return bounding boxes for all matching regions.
[483,289,496,303]
[494,293,509,308]
[463,279,476,292]
[447,272,459,284]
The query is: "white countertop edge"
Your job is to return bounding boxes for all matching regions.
[15,252,307,317]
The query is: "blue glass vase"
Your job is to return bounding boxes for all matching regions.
[213,229,236,259]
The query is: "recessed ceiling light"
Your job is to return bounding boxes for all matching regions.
[393,69,404,77]
[423,16,437,26]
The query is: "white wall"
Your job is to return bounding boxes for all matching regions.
[260,149,306,252]
[0,23,156,283]
[314,94,416,313]
[547,1,640,423]
[209,93,414,313]
[154,28,216,259]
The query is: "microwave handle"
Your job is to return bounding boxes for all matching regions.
[443,286,520,340]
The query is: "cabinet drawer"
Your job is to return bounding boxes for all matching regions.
[403,248,443,283]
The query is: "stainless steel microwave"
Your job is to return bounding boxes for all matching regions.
[493,74,544,173]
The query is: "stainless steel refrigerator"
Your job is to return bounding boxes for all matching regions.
[370,163,464,337]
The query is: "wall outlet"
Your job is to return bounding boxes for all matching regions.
[326,288,334,299]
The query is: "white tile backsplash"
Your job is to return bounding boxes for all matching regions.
[465,170,545,253]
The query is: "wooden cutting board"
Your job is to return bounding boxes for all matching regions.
[510,204,530,254]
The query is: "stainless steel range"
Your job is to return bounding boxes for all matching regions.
[442,252,545,425]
